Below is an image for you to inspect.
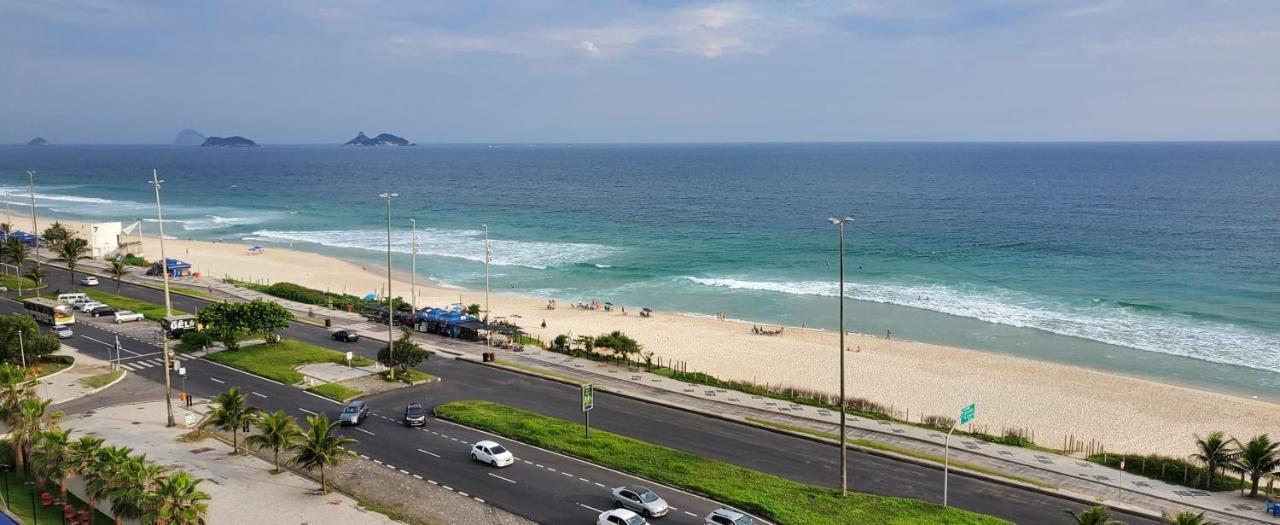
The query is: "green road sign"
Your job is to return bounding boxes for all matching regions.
[959,403,975,425]
[582,384,594,412]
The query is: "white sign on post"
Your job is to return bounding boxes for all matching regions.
[183,413,197,428]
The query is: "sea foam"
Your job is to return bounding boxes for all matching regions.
[246,229,619,269]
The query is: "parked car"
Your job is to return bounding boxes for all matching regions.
[331,330,360,343]
[598,509,648,525]
[611,486,669,518]
[71,297,96,311]
[77,301,106,312]
[114,310,144,323]
[51,325,73,339]
[90,305,117,318]
[705,508,754,525]
[403,402,426,427]
[338,400,369,425]
[470,440,514,468]
[80,276,99,286]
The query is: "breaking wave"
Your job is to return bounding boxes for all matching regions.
[245,229,619,269]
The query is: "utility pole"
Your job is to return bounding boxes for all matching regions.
[151,170,177,427]
[410,218,417,313]
[379,193,398,380]
[17,328,25,369]
[26,171,38,271]
[483,224,491,346]
[828,216,854,497]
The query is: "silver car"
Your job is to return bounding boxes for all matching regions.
[705,508,754,525]
[611,485,668,518]
[338,400,369,425]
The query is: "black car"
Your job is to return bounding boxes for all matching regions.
[404,402,426,427]
[331,330,360,342]
[90,305,117,318]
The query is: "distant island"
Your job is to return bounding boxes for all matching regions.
[173,129,206,146]
[27,137,50,146]
[344,131,413,146]
[201,136,258,147]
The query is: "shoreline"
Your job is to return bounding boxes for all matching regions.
[14,212,1280,456]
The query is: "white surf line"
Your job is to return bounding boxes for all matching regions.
[488,473,517,484]
[251,391,267,398]
[355,428,376,436]
[298,408,318,416]
[208,377,225,384]
[577,503,604,513]
[416,448,440,458]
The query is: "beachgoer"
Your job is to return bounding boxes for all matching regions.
[541,320,546,329]
[886,329,892,340]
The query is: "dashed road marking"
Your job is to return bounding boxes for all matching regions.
[299,408,318,416]
[474,497,485,504]
[577,503,604,513]
[593,482,605,488]
[251,391,267,398]
[442,485,453,491]
[412,474,423,480]
[578,477,590,483]
[685,511,697,517]
[359,455,370,460]
[488,473,517,484]
[208,377,225,384]
[373,459,383,465]
[416,448,440,458]
[428,480,438,485]
[356,428,376,436]
[458,491,469,497]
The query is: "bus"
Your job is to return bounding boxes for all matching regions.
[23,297,75,326]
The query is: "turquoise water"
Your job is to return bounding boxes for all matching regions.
[2,143,1278,398]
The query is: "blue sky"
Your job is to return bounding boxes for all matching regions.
[2,0,1278,143]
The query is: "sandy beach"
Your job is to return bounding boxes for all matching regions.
[27,215,1280,457]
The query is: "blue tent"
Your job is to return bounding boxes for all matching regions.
[3,231,37,246]
[150,258,192,277]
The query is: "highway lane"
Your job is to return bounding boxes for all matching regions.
[29,263,1162,524]
[7,299,722,525]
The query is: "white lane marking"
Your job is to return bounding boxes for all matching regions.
[547,467,557,472]
[299,408,318,416]
[593,482,605,488]
[399,469,410,475]
[578,477,590,483]
[251,391,267,398]
[685,511,697,517]
[488,473,517,484]
[458,491,469,497]
[561,472,573,477]
[577,503,604,513]
[359,455,370,460]
[355,428,376,436]
[428,480,438,485]
[373,459,383,465]
[412,474,423,480]
[208,377,225,384]
[442,485,453,491]
[416,448,440,458]
[474,497,485,504]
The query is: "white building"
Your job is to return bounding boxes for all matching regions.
[88,221,122,259]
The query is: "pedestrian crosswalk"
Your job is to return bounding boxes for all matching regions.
[117,352,197,371]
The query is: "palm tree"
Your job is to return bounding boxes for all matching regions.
[106,455,166,525]
[1064,506,1124,525]
[1231,434,1280,497]
[0,362,35,424]
[109,258,129,293]
[24,265,45,293]
[13,397,60,475]
[67,435,106,487]
[246,409,302,473]
[0,222,11,237]
[1162,510,1215,524]
[42,221,70,250]
[145,470,210,525]
[209,387,258,454]
[85,445,134,525]
[1191,431,1237,490]
[290,414,356,494]
[54,236,91,291]
[4,237,29,295]
[31,428,75,500]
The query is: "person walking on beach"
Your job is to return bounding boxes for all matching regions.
[541,319,546,329]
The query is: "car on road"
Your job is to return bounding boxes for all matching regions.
[598,509,648,525]
[80,276,99,286]
[331,329,360,342]
[113,310,144,323]
[71,297,96,311]
[51,325,73,339]
[403,402,426,427]
[705,508,754,525]
[339,400,369,425]
[89,305,116,318]
[470,440,514,468]
[611,486,669,518]
[77,301,105,312]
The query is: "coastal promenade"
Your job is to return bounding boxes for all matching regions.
[67,257,1280,524]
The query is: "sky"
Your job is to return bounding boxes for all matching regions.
[2,0,1279,143]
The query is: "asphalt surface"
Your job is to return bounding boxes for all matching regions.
[19,264,1162,525]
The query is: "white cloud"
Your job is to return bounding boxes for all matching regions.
[580,40,601,56]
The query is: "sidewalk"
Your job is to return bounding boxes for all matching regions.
[36,344,125,404]
[67,259,1280,524]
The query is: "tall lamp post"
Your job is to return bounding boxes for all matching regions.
[482,224,491,346]
[151,170,177,427]
[409,218,418,313]
[379,193,398,380]
[828,215,854,497]
[26,171,38,271]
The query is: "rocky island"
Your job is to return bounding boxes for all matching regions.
[173,128,206,145]
[27,137,50,146]
[201,136,258,147]
[344,131,413,146]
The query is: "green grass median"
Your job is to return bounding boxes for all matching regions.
[207,339,374,385]
[307,382,362,402]
[85,289,183,320]
[434,400,1009,525]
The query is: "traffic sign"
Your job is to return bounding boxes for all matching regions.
[582,384,594,412]
[959,403,975,425]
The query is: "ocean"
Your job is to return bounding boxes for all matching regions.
[3,142,1278,398]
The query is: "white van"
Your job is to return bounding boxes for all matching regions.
[57,293,89,305]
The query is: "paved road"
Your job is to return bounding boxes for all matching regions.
[22,264,1162,525]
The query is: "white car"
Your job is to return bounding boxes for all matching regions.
[598,509,647,525]
[469,440,514,468]
[52,325,73,339]
[114,310,144,323]
[80,276,99,286]
[77,301,106,312]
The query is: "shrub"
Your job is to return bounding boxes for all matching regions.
[177,331,213,353]
[1088,452,1248,491]
[40,354,75,365]
[120,253,148,267]
[922,415,956,431]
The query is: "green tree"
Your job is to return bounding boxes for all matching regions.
[197,300,293,349]
[291,414,356,494]
[1162,511,1215,524]
[247,410,303,473]
[67,436,106,494]
[552,334,569,351]
[86,445,134,525]
[1064,506,1124,525]
[0,362,35,424]
[465,303,481,316]
[54,236,92,290]
[106,455,166,525]
[378,327,428,378]
[3,237,29,295]
[1191,432,1237,490]
[145,470,210,525]
[41,221,71,250]
[31,427,75,500]
[109,258,129,293]
[1231,434,1279,497]
[196,302,248,350]
[209,387,258,454]
[13,397,60,475]
[23,265,45,292]
[574,335,595,353]
[0,222,11,237]
[593,330,642,362]
[0,315,61,365]
[243,299,293,343]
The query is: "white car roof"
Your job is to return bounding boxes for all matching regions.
[604,509,640,519]
[474,440,501,448]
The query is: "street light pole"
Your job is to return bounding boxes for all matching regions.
[150,170,176,427]
[483,224,491,346]
[17,328,25,369]
[410,218,417,313]
[26,171,38,272]
[379,193,399,380]
[828,215,854,497]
